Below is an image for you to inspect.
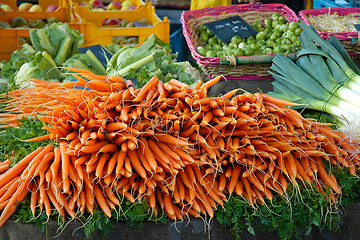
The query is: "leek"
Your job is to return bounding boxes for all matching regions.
[268,20,360,124]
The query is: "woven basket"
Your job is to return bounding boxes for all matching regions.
[299,7,360,57]
[181,3,299,79]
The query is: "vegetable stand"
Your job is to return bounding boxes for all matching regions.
[1,1,360,240]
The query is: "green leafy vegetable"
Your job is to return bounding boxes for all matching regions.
[107,34,201,87]
[1,23,85,88]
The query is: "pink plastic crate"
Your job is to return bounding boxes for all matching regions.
[299,7,360,57]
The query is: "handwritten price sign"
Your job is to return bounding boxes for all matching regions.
[204,16,258,43]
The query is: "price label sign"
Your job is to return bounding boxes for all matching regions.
[204,16,258,43]
[355,24,360,31]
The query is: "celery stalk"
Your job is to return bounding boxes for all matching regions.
[110,53,155,77]
[54,36,72,65]
[36,28,55,57]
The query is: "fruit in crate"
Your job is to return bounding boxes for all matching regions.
[0,4,14,12]
[11,17,28,28]
[90,0,104,8]
[29,4,43,12]
[107,1,122,10]
[79,2,93,10]
[195,14,303,58]
[0,21,11,28]
[47,17,60,24]
[121,0,134,10]
[29,19,47,28]
[104,18,121,26]
[46,5,58,12]
[93,7,104,11]
[127,5,136,10]
[18,2,33,12]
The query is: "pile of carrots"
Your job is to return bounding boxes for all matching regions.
[0,68,359,228]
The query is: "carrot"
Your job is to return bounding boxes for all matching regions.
[95,152,110,178]
[199,76,221,95]
[113,150,126,175]
[105,122,128,132]
[93,183,112,217]
[0,161,10,174]
[296,156,312,174]
[38,182,52,218]
[284,153,297,181]
[0,177,18,199]
[262,93,299,107]
[315,159,341,194]
[127,150,147,179]
[21,133,51,142]
[152,133,189,147]
[194,184,214,217]
[133,76,158,102]
[46,184,65,219]
[124,156,132,175]
[0,147,43,189]
[80,140,109,153]
[99,143,118,153]
[219,89,239,100]
[59,142,70,193]
[33,151,55,177]
[104,185,120,206]
[0,181,33,228]
[294,158,312,184]
[234,178,244,197]
[178,169,194,191]
[163,192,175,216]
[228,164,242,195]
[0,179,20,205]
[30,183,39,216]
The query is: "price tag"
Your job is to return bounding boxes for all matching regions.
[354,24,360,31]
[204,16,258,43]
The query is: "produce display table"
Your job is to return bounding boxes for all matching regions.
[1,202,360,240]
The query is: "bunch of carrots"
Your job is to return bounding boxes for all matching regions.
[0,68,359,228]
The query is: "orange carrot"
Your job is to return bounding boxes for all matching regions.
[21,133,51,142]
[0,147,43,189]
[127,150,147,179]
[93,183,112,217]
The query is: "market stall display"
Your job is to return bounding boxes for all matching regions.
[0,1,360,240]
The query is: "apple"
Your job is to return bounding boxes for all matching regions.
[79,2,93,10]
[89,0,104,8]
[127,5,136,10]
[104,18,120,25]
[18,2,33,12]
[107,1,122,10]
[93,6,105,11]
[93,4,104,10]
[0,4,14,12]
[46,5,58,12]
[29,4,43,12]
